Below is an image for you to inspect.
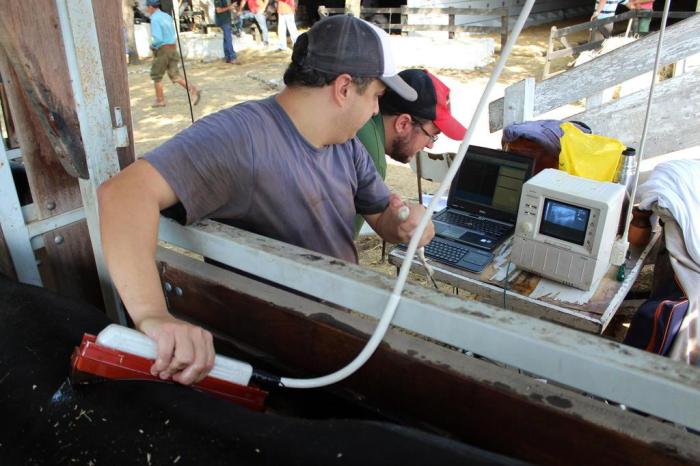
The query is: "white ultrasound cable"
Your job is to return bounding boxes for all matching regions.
[280,0,536,389]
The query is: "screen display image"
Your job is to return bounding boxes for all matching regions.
[539,199,590,246]
[452,154,530,215]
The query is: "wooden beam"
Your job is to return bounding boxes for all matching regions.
[158,218,700,431]
[155,248,700,466]
[0,2,87,179]
[503,77,535,127]
[401,7,507,15]
[0,1,134,307]
[344,0,360,18]
[489,14,700,132]
[0,75,18,149]
[399,24,501,33]
[564,68,700,158]
[93,0,136,170]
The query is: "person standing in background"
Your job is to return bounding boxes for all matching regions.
[590,0,623,41]
[627,0,653,36]
[146,0,200,107]
[276,0,299,51]
[214,0,241,64]
[238,0,270,46]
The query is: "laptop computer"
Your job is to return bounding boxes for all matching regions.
[401,146,534,274]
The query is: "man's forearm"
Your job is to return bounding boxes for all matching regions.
[372,209,403,244]
[98,181,169,327]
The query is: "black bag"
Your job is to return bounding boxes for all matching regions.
[623,233,689,356]
[623,298,689,355]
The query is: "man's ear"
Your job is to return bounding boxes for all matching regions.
[393,113,413,135]
[332,74,354,106]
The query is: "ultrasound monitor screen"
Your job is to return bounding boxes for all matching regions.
[539,199,590,245]
[452,153,531,215]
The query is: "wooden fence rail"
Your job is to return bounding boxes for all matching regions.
[321,6,510,49]
[542,10,697,79]
[489,14,700,163]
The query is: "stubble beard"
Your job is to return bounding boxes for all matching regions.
[387,132,415,164]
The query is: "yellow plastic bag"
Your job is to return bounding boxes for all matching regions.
[558,122,625,182]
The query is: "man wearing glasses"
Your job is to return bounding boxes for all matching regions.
[354,69,467,234]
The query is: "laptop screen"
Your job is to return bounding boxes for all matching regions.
[448,147,533,222]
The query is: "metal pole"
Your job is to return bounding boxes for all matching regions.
[621,0,672,243]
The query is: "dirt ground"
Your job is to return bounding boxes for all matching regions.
[128,18,644,335]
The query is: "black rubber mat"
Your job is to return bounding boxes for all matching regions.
[0,276,525,465]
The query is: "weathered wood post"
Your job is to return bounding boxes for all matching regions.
[345,0,360,18]
[0,0,135,313]
[400,6,408,36]
[500,8,509,53]
[542,25,557,79]
[448,8,455,39]
[502,77,535,128]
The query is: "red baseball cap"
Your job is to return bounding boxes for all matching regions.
[379,69,466,140]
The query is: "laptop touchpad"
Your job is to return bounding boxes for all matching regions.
[435,223,467,239]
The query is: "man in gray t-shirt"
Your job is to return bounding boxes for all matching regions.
[98,16,434,385]
[145,96,388,263]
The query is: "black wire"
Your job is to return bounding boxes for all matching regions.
[251,369,283,389]
[169,5,195,124]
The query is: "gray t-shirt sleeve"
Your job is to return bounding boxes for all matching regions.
[144,109,255,224]
[351,138,390,215]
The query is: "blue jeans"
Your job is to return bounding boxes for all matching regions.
[238,11,269,44]
[221,23,237,61]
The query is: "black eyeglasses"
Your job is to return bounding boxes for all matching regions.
[412,119,439,143]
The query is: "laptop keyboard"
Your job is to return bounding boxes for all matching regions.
[396,238,494,274]
[424,240,466,265]
[435,211,509,237]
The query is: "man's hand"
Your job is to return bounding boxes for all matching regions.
[138,315,216,385]
[390,194,434,247]
[367,194,434,247]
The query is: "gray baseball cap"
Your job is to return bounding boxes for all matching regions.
[301,16,417,102]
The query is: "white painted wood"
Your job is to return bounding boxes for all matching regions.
[391,247,602,333]
[489,14,700,132]
[157,246,700,460]
[57,0,126,324]
[390,230,659,334]
[502,77,534,127]
[6,148,21,160]
[0,141,41,285]
[20,204,37,224]
[25,207,85,243]
[158,217,700,431]
[565,68,700,159]
[586,92,603,110]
